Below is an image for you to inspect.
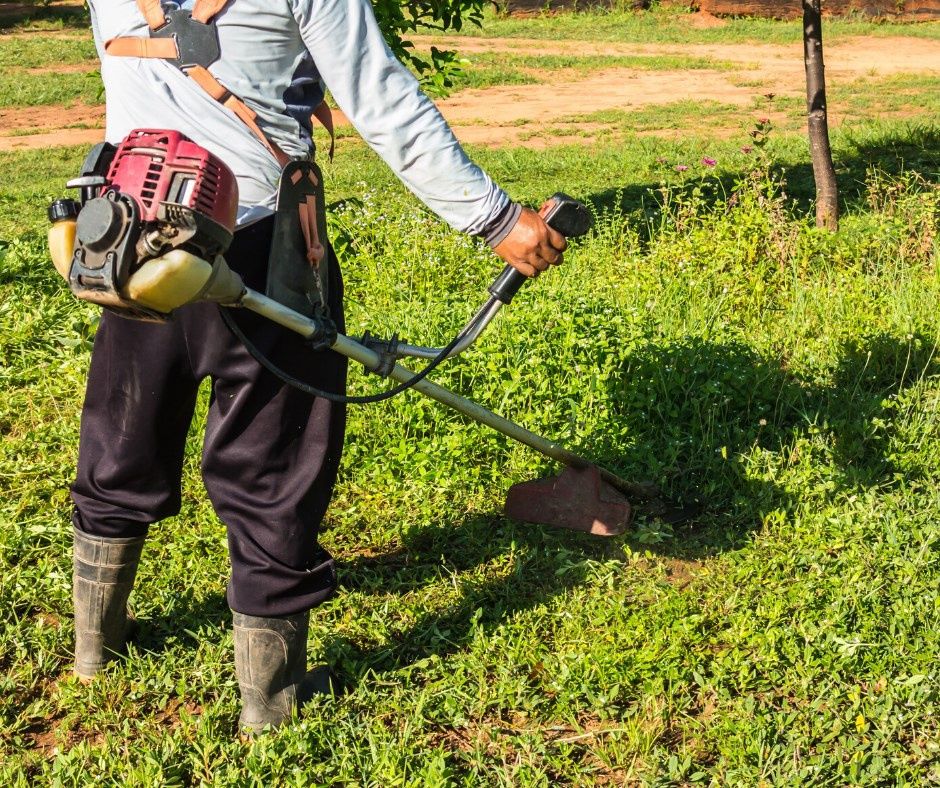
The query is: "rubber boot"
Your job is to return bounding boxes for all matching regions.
[233,611,335,735]
[72,527,146,680]
[233,611,306,735]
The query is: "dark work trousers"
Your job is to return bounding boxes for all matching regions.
[70,217,348,616]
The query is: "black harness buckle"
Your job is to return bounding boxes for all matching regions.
[152,8,221,69]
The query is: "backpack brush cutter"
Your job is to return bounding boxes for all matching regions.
[49,129,697,536]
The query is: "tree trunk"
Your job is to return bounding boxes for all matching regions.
[802,0,839,230]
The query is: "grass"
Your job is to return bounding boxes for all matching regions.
[3,8,940,787]
[0,69,101,109]
[831,73,940,118]
[520,70,940,149]
[0,32,96,69]
[0,0,90,34]
[0,19,101,111]
[463,51,740,73]
[443,5,940,45]
[446,51,739,91]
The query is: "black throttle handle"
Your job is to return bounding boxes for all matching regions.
[488,192,593,304]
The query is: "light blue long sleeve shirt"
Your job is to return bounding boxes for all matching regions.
[88,0,513,236]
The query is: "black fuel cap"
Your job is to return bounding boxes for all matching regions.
[47,199,80,224]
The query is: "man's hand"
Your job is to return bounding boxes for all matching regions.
[493,201,568,277]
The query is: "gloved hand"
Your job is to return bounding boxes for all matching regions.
[492,200,567,278]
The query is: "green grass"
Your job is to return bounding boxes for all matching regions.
[3,8,940,785]
[0,1,90,34]
[0,33,96,69]
[529,70,940,149]
[445,5,940,45]
[2,118,939,782]
[0,27,100,110]
[448,62,541,91]
[831,72,940,117]
[0,68,101,109]
[465,51,740,72]
[447,50,740,91]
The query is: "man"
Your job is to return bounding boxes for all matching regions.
[72,0,566,733]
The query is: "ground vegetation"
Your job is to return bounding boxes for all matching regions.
[1,5,939,784]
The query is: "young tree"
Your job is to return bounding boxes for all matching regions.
[372,0,489,96]
[802,0,839,230]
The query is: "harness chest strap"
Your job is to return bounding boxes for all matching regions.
[104,0,333,166]
[104,36,177,59]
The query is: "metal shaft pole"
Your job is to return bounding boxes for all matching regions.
[237,289,651,499]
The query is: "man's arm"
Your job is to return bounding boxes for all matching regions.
[291,0,565,274]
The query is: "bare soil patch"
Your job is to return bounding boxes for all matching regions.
[417,34,940,80]
[2,34,937,151]
[0,127,105,151]
[0,103,103,132]
[0,103,104,151]
[689,10,727,28]
[428,34,939,146]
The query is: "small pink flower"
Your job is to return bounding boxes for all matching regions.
[675,164,689,172]
[702,157,717,167]
[741,145,753,154]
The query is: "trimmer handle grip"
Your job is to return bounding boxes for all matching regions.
[488,192,593,304]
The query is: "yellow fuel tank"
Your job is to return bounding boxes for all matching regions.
[124,249,216,314]
[48,218,77,279]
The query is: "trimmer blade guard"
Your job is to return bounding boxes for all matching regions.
[504,465,632,537]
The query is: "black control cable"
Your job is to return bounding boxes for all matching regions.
[219,194,591,405]
[218,300,495,405]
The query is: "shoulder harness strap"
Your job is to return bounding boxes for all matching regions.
[104,0,333,166]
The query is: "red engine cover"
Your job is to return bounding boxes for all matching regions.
[106,129,238,233]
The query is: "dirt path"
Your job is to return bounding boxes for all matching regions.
[413,34,940,80]
[0,103,104,152]
[2,34,937,151]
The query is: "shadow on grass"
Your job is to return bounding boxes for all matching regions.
[593,332,939,505]
[118,333,936,685]
[133,589,231,655]
[783,124,940,212]
[587,124,940,220]
[323,331,939,680]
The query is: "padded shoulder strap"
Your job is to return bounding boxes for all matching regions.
[116,0,295,167]
[187,65,290,167]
